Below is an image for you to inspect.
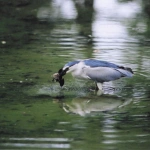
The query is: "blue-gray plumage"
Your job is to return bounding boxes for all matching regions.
[84,59,119,68]
[53,59,133,90]
[64,60,80,68]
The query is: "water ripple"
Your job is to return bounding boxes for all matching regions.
[0,138,72,149]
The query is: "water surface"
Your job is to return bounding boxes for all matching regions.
[0,0,150,149]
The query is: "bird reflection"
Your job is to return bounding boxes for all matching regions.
[61,95,132,116]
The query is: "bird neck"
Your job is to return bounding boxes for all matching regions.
[70,62,86,78]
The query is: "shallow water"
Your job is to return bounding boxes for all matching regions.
[0,0,150,149]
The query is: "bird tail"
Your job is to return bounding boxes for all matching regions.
[117,66,134,77]
[125,67,134,74]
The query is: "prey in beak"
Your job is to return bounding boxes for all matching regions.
[52,68,69,87]
[52,73,64,87]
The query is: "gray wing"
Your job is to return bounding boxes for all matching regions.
[83,67,132,83]
[83,59,119,68]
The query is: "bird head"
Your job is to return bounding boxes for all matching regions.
[52,60,80,87]
[52,67,69,87]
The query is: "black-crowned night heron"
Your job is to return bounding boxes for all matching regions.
[53,59,133,91]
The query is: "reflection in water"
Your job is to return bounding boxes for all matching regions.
[62,95,132,116]
[94,0,141,18]
[37,0,77,21]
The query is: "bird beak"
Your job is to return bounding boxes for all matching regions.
[58,68,69,86]
[52,72,65,87]
[52,68,68,87]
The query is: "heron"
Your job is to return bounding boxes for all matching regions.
[52,59,133,91]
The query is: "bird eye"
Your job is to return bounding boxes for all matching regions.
[65,67,69,72]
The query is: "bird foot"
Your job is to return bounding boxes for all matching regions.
[96,90,103,96]
[89,88,103,96]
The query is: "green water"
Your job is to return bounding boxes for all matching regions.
[0,0,150,149]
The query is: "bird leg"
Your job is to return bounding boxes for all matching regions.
[90,82,102,91]
[95,82,99,91]
[96,83,103,96]
[96,82,103,91]
[90,82,103,95]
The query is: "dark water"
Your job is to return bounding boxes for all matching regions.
[0,0,150,149]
